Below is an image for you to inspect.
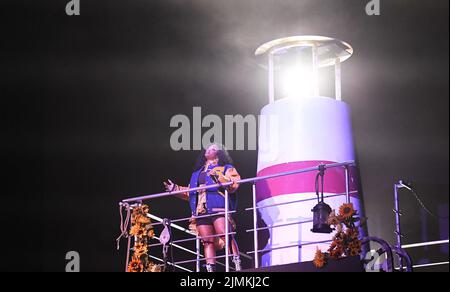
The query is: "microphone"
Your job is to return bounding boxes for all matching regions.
[209,172,220,184]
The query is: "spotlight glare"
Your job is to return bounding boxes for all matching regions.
[281,66,315,98]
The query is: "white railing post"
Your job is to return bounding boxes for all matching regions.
[335,57,342,101]
[196,237,201,272]
[252,183,259,269]
[125,235,131,272]
[225,189,230,272]
[394,183,404,271]
[312,45,320,96]
[344,166,350,204]
[268,52,275,103]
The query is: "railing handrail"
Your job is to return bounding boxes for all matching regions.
[246,240,333,255]
[121,160,355,203]
[148,211,236,227]
[401,239,449,249]
[244,191,358,211]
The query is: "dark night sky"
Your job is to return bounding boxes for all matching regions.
[2,0,448,271]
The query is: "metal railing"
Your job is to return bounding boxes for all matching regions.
[119,160,356,272]
[146,214,238,272]
[402,239,449,249]
[393,180,449,272]
[395,239,449,271]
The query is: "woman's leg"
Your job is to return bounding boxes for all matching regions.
[213,216,242,270]
[196,224,216,267]
[212,217,240,256]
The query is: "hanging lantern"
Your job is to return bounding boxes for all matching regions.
[311,165,333,233]
[311,201,333,234]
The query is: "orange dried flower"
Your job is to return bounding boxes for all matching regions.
[127,203,160,272]
[132,215,150,225]
[313,248,327,268]
[346,228,359,240]
[127,259,144,273]
[348,240,362,257]
[329,249,342,259]
[134,243,148,257]
[140,205,149,214]
[130,225,147,238]
[339,203,356,220]
[327,210,341,226]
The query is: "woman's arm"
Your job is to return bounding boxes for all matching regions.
[173,185,190,201]
[163,180,190,201]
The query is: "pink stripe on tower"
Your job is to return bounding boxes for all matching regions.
[255,161,359,203]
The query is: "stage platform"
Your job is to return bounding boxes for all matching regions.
[242,256,364,272]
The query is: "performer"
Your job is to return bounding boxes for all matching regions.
[163,143,242,272]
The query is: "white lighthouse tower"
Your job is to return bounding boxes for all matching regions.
[255,36,364,267]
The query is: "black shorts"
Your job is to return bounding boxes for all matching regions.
[195,214,223,226]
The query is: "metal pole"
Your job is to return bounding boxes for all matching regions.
[268,52,275,103]
[148,254,193,272]
[247,239,333,255]
[174,254,230,266]
[245,191,357,211]
[196,237,201,272]
[224,189,230,272]
[394,183,404,271]
[312,45,319,96]
[148,213,193,233]
[122,161,355,203]
[394,184,402,249]
[149,232,236,247]
[409,261,449,269]
[246,219,314,233]
[153,235,199,256]
[125,235,131,272]
[344,166,350,204]
[124,204,132,273]
[252,183,259,269]
[335,57,342,101]
[402,239,449,249]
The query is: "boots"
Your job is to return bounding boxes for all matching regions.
[205,263,216,272]
[205,258,241,272]
[232,255,242,271]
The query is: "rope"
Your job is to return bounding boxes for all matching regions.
[315,164,326,203]
[116,204,132,250]
[410,188,449,220]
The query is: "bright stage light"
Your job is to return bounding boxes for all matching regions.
[255,36,354,103]
[281,66,315,98]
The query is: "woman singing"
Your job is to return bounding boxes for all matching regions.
[163,143,242,272]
